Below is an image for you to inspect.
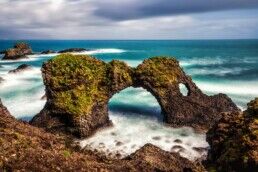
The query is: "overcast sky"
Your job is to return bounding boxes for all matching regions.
[0,0,258,39]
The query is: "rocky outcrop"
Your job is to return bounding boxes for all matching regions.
[58,48,87,53]
[41,50,56,54]
[0,99,11,117]
[31,54,239,138]
[206,98,258,171]
[125,144,205,172]
[8,64,32,73]
[2,42,32,60]
[0,99,204,171]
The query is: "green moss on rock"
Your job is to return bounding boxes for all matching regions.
[47,54,110,116]
[135,57,181,87]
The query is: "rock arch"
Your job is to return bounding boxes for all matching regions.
[31,54,239,138]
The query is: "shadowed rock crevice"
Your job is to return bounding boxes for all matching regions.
[31,54,239,138]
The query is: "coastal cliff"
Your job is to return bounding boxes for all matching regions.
[31,54,239,138]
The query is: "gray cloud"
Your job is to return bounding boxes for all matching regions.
[94,0,258,20]
[0,0,257,39]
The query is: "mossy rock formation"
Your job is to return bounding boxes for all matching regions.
[206,98,258,171]
[31,54,239,137]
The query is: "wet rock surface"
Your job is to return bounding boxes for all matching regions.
[2,42,32,60]
[206,98,258,172]
[31,54,239,138]
[8,64,32,73]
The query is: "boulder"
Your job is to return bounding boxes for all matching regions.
[125,143,205,172]
[58,48,87,53]
[206,98,258,171]
[41,50,56,54]
[30,54,239,138]
[8,64,32,74]
[2,42,32,60]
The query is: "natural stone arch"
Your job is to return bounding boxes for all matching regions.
[31,54,239,138]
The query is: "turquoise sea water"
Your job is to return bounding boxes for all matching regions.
[0,40,257,159]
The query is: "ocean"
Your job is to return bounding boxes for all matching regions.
[0,39,258,160]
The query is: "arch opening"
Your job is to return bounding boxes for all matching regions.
[179,83,189,96]
[108,87,162,122]
[81,86,209,160]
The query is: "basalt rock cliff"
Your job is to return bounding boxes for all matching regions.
[31,54,239,138]
[206,98,258,172]
[2,42,32,60]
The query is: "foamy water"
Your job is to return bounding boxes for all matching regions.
[81,111,208,160]
[80,88,208,160]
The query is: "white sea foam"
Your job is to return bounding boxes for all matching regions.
[196,81,258,96]
[187,67,248,76]
[195,80,258,110]
[77,48,126,55]
[81,87,209,161]
[28,48,127,58]
[180,57,226,67]
[180,56,257,67]
[0,66,45,118]
[80,111,209,161]
[123,59,142,67]
[0,56,42,63]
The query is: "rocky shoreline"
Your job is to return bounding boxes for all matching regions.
[0,42,89,61]
[1,96,257,171]
[0,43,257,171]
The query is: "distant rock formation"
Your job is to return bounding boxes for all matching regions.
[206,98,258,171]
[31,54,239,138]
[0,99,204,171]
[58,48,87,53]
[2,42,32,60]
[41,50,56,54]
[8,64,32,74]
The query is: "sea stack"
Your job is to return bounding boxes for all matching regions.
[2,42,32,60]
[31,54,239,138]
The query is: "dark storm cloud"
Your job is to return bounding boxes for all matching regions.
[94,0,258,20]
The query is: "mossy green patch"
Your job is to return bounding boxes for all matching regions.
[63,150,71,158]
[135,57,180,87]
[47,54,133,117]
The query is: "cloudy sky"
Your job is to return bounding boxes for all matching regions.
[0,0,258,39]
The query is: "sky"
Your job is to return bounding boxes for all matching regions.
[0,0,258,39]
